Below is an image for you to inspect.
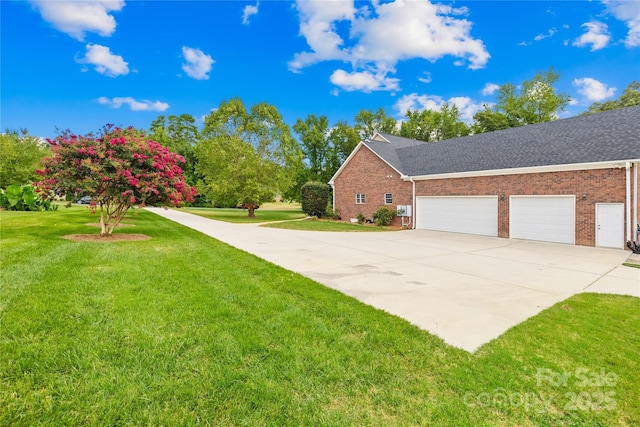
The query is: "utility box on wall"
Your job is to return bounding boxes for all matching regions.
[397,205,412,217]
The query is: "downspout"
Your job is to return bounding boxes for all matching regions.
[330,182,335,212]
[634,162,638,243]
[410,177,416,230]
[626,162,632,243]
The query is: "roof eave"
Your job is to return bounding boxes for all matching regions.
[402,159,640,181]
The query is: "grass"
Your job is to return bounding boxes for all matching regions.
[263,218,395,232]
[182,206,306,223]
[2,207,639,426]
[622,262,640,269]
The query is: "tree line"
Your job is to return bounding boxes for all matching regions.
[2,73,638,215]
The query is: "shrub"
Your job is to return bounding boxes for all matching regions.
[373,206,396,226]
[325,203,340,220]
[0,184,56,211]
[357,212,365,224]
[301,181,330,218]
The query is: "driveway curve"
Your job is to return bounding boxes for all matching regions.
[147,208,639,352]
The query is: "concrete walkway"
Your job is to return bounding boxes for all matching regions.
[147,208,639,352]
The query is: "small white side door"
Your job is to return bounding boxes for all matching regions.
[596,203,624,249]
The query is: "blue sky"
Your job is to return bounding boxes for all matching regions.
[2,0,639,138]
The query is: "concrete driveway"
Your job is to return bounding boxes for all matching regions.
[147,208,639,352]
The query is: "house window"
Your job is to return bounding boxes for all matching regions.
[356,193,365,204]
[384,193,393,204]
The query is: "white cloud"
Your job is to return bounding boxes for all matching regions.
[242,2,259,25]
[288,0,354,71]
[394,93,485,124]
[29,0,124,40]
[604,0,640,47]
[573,77,616,102]
[573,21,611,51]
[330,69,400,93]
[290,0,489,92]
[98,96,169,112]
[181,47,214,80]
[418,72,432,84]
[534,27,557,41]
[481,83,500,96]
[348,1,489,69]
[77,44,128,77]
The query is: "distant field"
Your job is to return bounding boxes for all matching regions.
[183,205,306,223]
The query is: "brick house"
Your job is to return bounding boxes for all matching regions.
[329,105,640,248]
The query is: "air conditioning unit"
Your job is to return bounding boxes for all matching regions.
[396,205,412,217]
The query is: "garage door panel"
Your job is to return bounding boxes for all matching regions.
[416,197,498,237]
[510,196,575,244]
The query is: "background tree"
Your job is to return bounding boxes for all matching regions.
[585,81,640,113]
[472,68,571,133]
[35,125,195,236]
[286,117,360,202]
[354,107,398,139]
[0,129,50,188]
[149,114,201,185]
[326,121,360,174]
[197,98,302,217]
[400,103,470,142]
[293,114,330,182]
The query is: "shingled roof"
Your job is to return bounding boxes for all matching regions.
[362,105,640,177]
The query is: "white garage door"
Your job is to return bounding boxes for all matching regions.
[416,196,498,236]
[510,196,575,244]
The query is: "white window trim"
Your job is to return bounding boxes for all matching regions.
[384,193,392,204]
[356,193,365,204]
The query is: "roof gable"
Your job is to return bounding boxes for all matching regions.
[328,141,404,185]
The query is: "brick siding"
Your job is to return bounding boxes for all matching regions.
[414,168,629,246]
[334,145,637,246]
[333,145,412,226]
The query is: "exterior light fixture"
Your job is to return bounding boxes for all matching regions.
[582,192,587,200]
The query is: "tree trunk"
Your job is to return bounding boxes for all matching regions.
[247,204,256,218]
[99,206,108,236]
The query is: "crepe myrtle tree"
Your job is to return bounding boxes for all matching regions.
[35,125,196,236]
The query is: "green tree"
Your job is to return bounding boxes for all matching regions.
[585,81,640,113]
[0,130,50,188]
[286,117,360,202]
[400,103,469,142]
[293,114,330,181]
[354,107,398,139]
[326,121,360,173]
[472,67,571,134]
[149,114,201,185]
[196,98,302,217]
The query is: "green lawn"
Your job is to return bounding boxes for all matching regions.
[1,208,639,426]
[263,218,394,232]
[183,206,306,223]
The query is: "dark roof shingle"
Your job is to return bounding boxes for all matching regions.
[363,105,640,177]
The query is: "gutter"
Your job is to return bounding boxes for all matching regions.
[402,159,640,182]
